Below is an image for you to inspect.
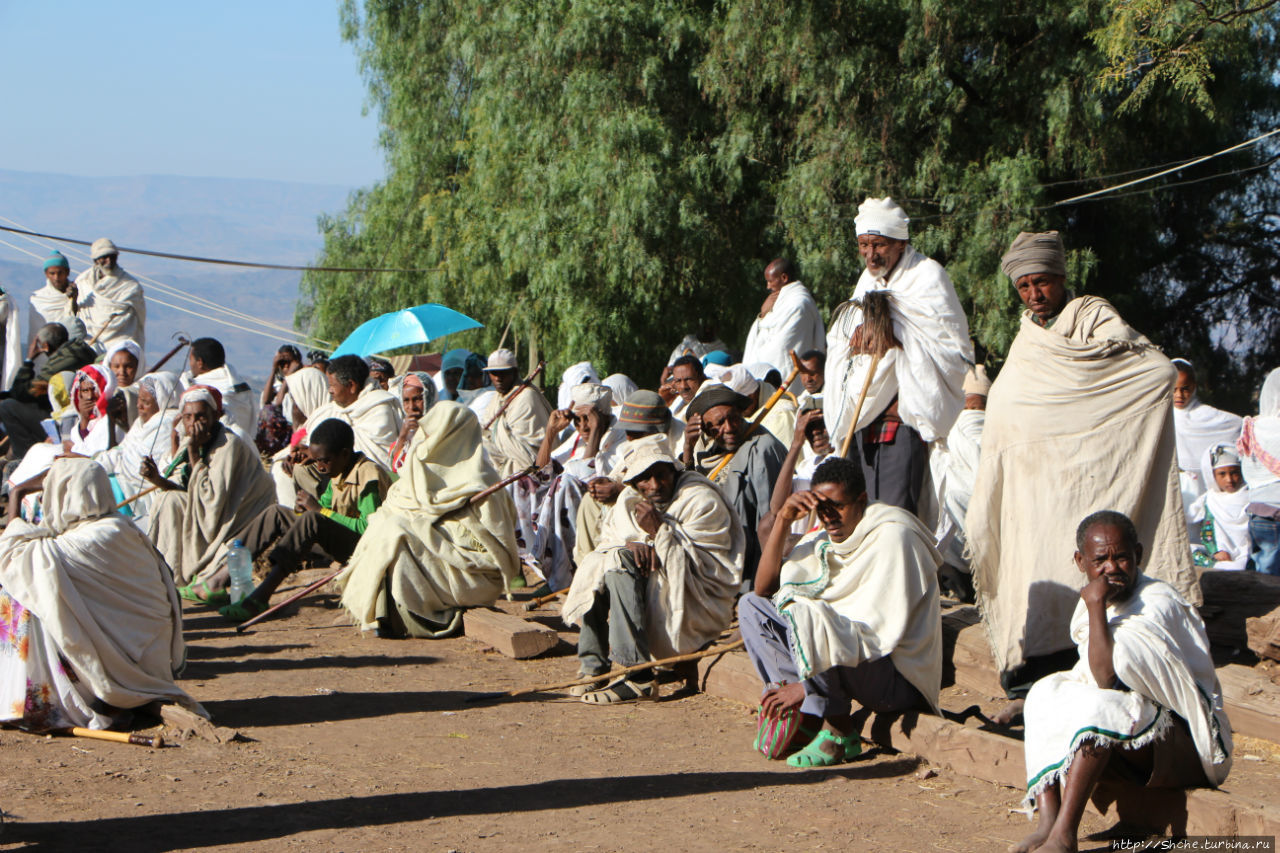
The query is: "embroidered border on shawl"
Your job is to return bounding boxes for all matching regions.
[1024,706,1170,807]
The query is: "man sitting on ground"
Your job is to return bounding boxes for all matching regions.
[480,348,551,477]
[660,354,705,423]
[1015,511,1231,853]
[143,385,277,588]
[181,337,258,440]
[297,354,402,475]
[0,322,96,456]
[218,418,391,622]
[740,456,941,767]
[796,349,825,409]
[562,435,744,703]
[338,401,521,638]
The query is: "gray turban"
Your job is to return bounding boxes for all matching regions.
[1000,231,1066,281]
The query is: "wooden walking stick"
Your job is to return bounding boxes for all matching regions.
[468,638,746,703]
[86,311,127,348]
[706,354,802,482]
[63,727,164,748]
[236,465,540,633]
[837,290,896,458]
[523,588,567,611]
[145,334,191,374]
[483,360,547,430]
[115,483,161,510]
[838,354,881,458]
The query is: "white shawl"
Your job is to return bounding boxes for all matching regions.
[968,296,1200,675]
[0,291,23,391]
[482,385,553,477]
[1023,576,1231,804]
[563,471,745,659]
[73,264,146,355]
[0,458,203,720]
[1237,367,1280,506]
[824,246,973,443]
[305,384,403,471]
[28,282,76,347]
[284,365,330,420]
[1189,445,1252,570]
[742,281,826,393]
[182,363,258,437]
[1174,398,1242,513]
[933,407,985,568]
[773,503,943,711]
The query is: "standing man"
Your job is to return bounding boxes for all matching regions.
[74,238,145,356]
[742,258,825,393]
[825,198,972,515]
[28,251,79,347]
[967,231,1200,720]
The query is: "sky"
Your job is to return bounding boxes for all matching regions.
[0,0,384,187]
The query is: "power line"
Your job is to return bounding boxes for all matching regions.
[0,222,444,274]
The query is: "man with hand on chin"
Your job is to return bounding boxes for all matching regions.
[739,456,941,768]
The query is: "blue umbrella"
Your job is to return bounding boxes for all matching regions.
[329,303,483,358]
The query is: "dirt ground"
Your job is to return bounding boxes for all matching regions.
[2,568,1277,853]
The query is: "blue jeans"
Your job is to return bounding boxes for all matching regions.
[1251,514,1280,575]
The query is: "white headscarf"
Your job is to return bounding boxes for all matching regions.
[1190,442,1251,570]
[103,339,143,386]
[558,361,600,410]
[601,373,638,408]
[137,371,183,413]
[284,366,331,419]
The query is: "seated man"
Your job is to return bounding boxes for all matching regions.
[0,457,206,730]
[480,348,551,477]
[142,385,278,587]
[740,456,941,767]
[298,354,402,474]
[1016,511,1232,853]
[0,322,96,456]
[218,418,391,621]
[687,384,787,583]
[796,349,825,409]
[659,354,705,422]
[562,435,744,703]
[338,401,522,639]
[181,337,258,439]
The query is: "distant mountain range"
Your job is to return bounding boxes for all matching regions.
[0,169,363,387]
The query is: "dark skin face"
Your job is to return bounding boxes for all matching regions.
[630,461,678,505]
[137,387,159,421]
[443,367,463,395]
[811,480,866,542]
[45,266,70,292]
[109,351,139,387]
[489,368,519,395]
[1214,465,1244,493]
[670,364,703,403]
[75,379,98,422]
[963,393,986,411]
[1074,523,1143,605]
[1015,273,1068,322]
[309,441,354,480]
[327,371,361,407]
[798,357,824,393]
[857,235,906,279]
[1173,370,1196,409]
[93,253,118,271]
[370,369,391,391]
[764,262,791,292]
[804,417,833,456]
[182,401,218,450]
[402,384,426,419]
[702,404,747,451]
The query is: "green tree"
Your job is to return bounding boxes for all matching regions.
[303,0,1279,408]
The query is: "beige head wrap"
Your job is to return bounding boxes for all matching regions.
[569,381,613,414]
[962,364,992,397]
[1000,231,1066,281]
[619,434,678,482]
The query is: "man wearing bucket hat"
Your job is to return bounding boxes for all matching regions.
[73,238,146,357]
[479,348,552,478]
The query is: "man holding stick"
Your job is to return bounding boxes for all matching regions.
[825,197,971,515]
[480,348,551,478]
[562,435,744,703]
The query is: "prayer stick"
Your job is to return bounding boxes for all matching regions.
[115,483,161,510]
[237,466,538,633]
[471,638,745,702]
[482,360,547,430]
[65,727,164,748]
[523,588,567,611]
[707,355,801,482]
[146,336,191,374]
[837,353,881,458]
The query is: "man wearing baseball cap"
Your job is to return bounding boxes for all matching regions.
[479,348,551,477]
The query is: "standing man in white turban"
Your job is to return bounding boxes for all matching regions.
[742,258,825,393]
[825,197,972,515]
[967,230,1199,723]
[74,238,145,357]
[28,251,80,351]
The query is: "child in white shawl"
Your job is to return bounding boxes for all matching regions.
[1016,511,1231,853]
[1189,444,1251,571]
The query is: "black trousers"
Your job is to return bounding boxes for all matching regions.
[240,505,361,575]
[855,422,927,514]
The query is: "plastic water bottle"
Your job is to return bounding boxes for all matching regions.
[226,540,253,604]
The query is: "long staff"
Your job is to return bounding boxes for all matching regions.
[145,334,191,374]
[235,465,539,633]
[482,361,547,430]
[838,353,882,458]
[707,355,801,482]
[468,638,745,703]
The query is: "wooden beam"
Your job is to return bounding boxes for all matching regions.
[463,607,560,659]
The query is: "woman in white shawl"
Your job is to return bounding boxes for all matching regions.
[64,364,123,455]
[103,338,143,427]
[1172,358,1243,534]
[267,365,332,505]
[1238,367,1280,575]
[338,401,521,639]
[0,457,204,730]
[96,372,182,528]
[1188,444,1251,571]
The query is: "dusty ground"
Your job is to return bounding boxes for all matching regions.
[1,569,1276,853]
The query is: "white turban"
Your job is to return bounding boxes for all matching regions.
[854,197,909,241]
[962,364,992,397]
[719,364,759,397]
[90,237,119,259]
[181,384,223,415]
[569,381,613,413]
[744,362,777,382]
[558,361,600,409]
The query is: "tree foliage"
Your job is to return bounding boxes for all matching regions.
[302,0,1280,409]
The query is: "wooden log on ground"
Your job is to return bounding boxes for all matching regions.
[463,607,559,659]
[152,703,240,744]
[1199,570,1280,662]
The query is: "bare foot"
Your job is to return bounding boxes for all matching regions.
[992,698,1025,726]
[1009,826,1051,853]
[1030,835,1076,853]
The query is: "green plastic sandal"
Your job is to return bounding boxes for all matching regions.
[786,728,862,768]
[218,597,269,624]
[179,580,230,606]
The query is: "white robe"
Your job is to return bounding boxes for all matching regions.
[181,364,258,438]
[305,385,403,472]
[932,407,985,569]
[74,264,145,356]
[482,385,553,477]
[742,281,826,393]
[28,283,77,348]
[1023,577,1231,804]
[824,246,972,444]
[1173,398,1242,529]
[774,503,943,711]
[0,290,23,391]
[1189,446,1252,571]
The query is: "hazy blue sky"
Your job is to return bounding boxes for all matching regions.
[0,1,384,187]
